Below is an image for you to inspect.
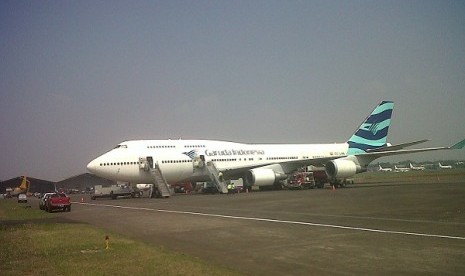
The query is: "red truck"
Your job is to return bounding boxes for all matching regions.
[45,193,71,212]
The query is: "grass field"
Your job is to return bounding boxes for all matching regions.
[0,200,240,276]
[353,168,465,184]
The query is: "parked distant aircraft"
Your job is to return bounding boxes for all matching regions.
[394,165,410,172]
[409,162,425,171]
[438,162,452,169]
[378,165,392,172]
[9,176,30,196]
[86,101,465,193]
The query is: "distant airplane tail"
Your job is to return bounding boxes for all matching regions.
[19,176,28,190]
[347,101,394,154]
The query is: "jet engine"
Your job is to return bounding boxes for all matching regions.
[245,168,287,187]
[325,159,362,179]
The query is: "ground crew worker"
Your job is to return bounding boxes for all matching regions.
[227,182,233,194]
[218,172,224,181]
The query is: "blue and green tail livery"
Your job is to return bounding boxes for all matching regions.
[348,101,394,154]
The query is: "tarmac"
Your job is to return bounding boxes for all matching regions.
[32,180,465,275]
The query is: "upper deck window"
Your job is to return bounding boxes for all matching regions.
[147,145,175,149]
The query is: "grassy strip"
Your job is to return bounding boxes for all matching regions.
[0,199,56,220]
[353,168,465,183]
[0,201,241,275]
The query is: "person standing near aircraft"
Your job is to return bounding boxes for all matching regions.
[227,182,235,194]
[218,171,224,181]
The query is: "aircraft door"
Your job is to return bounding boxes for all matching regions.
[147,156,154,169]
[193,155,205,169]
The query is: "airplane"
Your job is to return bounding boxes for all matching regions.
[409,162,425,171]
[394,165,410,172]
[438,162,452,169]
[9,176,30,196]
[378,164,392,172]
[86,101,465,193]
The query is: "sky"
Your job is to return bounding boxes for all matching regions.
[1,0,464,181]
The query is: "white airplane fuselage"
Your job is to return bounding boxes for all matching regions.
[378,165,392,172]
[394,165,410,172]
[438,163,452,169]
[409,163,425,171]
[87,140,348,184]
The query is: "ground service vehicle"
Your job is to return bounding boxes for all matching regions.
[312,170,328,188]
[39,193,54,210]
[91,184,141,200]
[287,171,315,189]
[18,194,27,203]
[45,193,71,212]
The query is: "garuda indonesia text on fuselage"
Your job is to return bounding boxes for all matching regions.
[86,101,465,191]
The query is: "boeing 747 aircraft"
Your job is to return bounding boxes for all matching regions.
[87,101,465,194]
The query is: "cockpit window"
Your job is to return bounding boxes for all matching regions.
[113,145,128,149]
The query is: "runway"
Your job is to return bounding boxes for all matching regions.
[60,182,465,275]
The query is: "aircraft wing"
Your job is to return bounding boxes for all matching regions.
[223,138,465,179]
[223,139,465,177]
[222,156,344,178]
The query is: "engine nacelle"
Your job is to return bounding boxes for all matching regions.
[325,159,359,179]
[245,168,287,187]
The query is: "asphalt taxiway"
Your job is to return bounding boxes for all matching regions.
[50,182,465,275]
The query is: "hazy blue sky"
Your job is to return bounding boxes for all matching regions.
[1,1,464,181]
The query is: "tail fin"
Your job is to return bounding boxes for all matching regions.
[19,176,28,190]
[347,101,394,154]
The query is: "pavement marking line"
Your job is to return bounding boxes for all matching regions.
[76,202,465,241]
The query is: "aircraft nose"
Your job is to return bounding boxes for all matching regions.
[86,159,99,174]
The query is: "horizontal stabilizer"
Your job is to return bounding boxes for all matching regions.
[359,137,465,160]
[450,138,465,149]
[366,139,430,153]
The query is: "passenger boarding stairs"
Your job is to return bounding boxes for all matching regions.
[139,157,172,198]
[205,161,228,194]
[149,165,172,198]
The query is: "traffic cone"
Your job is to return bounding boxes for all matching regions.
[81,197,84,203]
[332,185,336,191]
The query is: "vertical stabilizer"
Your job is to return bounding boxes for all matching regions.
[348,101,394,154]
[19,176,28,190]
